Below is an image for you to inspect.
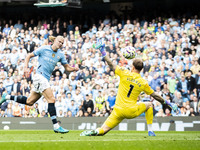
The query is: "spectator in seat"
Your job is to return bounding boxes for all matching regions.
[0,82,5,96]
[195,70,200,99]
[29,105,38,118]
[0,101,8,117]
[165,108,172,116]
[177,75,190,102]
[4,61,15,74]
[66,110,73,117]
[55,95,65,115]
[76,109,84,117]
[83,94,94,113]
[189,107,199,116]
[75,69,85,81]
[11,78,21,95]
[65,92,73,107]
[180,107,187,116]
[24,40,35,53]
[167,72,177,94]
[191,60,200,75]
[87,107,93,117]
[57,109,64,117]
[186,71,196,95]
[106,90,116,111]
[4,102,13,117]
[155,109,166,117]
[149,74,161,91]
[190,95,199,113]
[39,110,48,117]
[12,103,22,117]
[67,100,78,117]
[73,89,84,106]
[94,91,106,112]
[173,92,183,106]
[154,101,163,115]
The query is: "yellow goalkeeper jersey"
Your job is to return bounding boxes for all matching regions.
[115,65,154,107]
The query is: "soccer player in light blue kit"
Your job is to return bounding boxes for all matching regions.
[0,36,79,133]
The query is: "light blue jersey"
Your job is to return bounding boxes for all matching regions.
[33,45,67,81]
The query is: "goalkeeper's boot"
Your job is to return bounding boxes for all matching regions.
[0,93,7,106]
[80,130,98,136]
[148,131,156,136]
[54,126,69,134]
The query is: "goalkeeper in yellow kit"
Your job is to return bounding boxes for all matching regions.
[80,41,178,136]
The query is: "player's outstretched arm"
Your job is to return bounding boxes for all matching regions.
[24,53,35,68]
[96,41,116,72]
[24,53,35,74]
[63,64,79,72]
[104,55,116,72]
[150,92,165,104]
[150,92,178,112]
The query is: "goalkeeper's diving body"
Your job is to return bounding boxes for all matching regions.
[80,41,178,136]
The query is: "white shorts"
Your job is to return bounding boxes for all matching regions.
[33,74,50,94]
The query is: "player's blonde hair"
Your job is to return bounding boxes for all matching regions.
[49,35,64,44]
[49,36,56,43]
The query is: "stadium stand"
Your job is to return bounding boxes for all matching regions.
[0,13,200,118]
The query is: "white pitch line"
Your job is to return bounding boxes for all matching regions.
[0,139,199,143]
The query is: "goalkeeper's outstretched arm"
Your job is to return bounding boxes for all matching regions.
[150,92,165,104]
[98,43,116,72]
[150,92,178,111]
[104,55,117,72]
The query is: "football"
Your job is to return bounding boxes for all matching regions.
[122,46,136,59]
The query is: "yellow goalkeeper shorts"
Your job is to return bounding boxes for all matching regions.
[105,102,146,129]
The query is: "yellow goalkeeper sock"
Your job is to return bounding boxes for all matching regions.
[96,128,104,135]
[145,106,153,125]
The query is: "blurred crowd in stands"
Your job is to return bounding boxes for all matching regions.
[0,14,200,118]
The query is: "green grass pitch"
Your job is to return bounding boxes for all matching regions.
[0,130,199,150]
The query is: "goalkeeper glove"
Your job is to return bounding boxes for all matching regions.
[164,100,178,112]
[93,39,106,57]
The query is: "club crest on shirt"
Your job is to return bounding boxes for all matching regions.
[57,56,60,59]
[52,54,55,57]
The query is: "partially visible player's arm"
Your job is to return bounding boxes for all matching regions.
[104,56,116,72]
[24,53,35,75]
[63,64,79,72]
[150,92,165,104]
[24,53,35,68]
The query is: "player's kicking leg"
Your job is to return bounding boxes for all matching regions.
[0,91,40,107]
[0,90,68,134]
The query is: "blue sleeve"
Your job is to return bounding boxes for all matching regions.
[60,53,68,65]
[33,46,45,56]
